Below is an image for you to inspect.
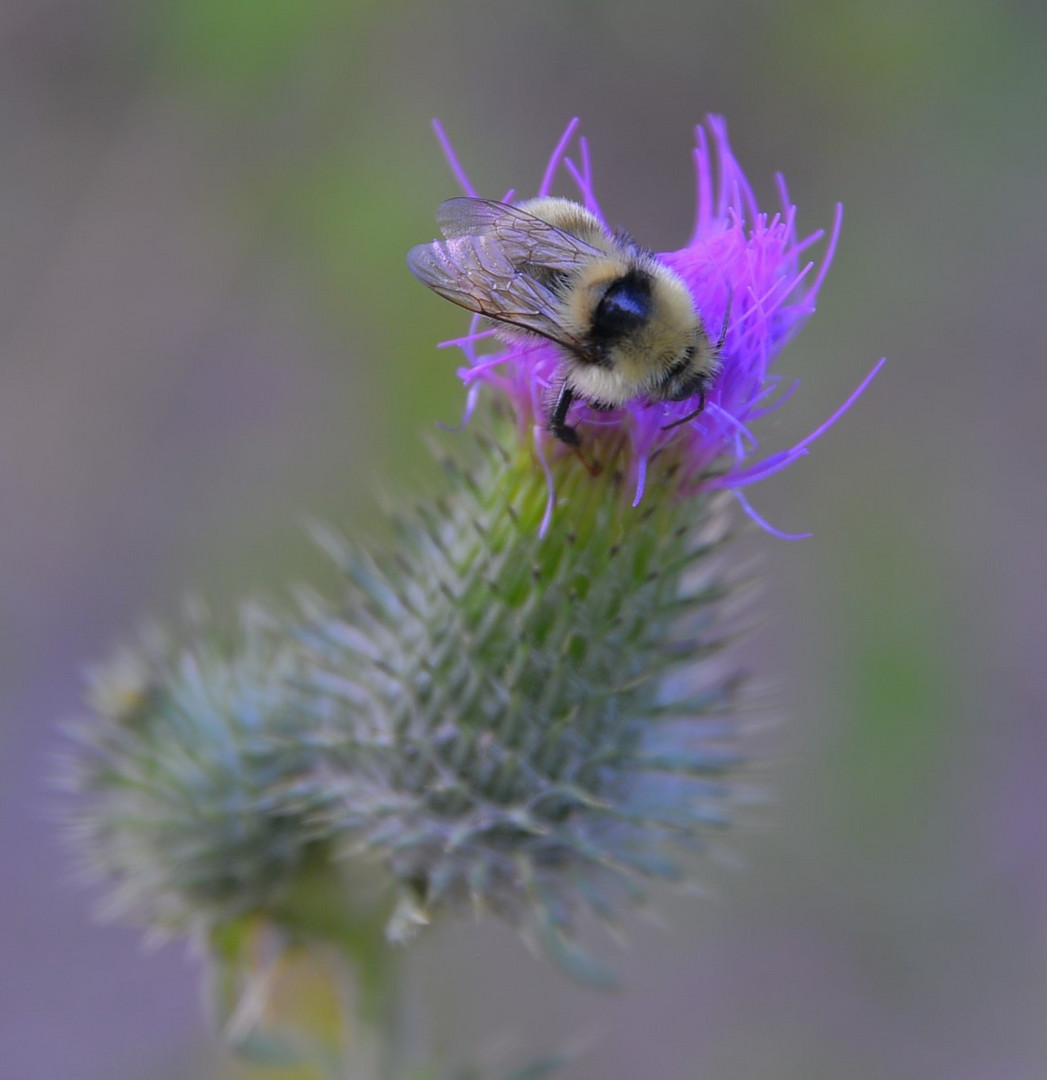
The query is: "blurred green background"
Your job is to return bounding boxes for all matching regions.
[2,1,1045,1078]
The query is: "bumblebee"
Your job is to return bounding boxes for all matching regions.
[408,196,724,446]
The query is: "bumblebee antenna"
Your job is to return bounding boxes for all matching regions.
[715,289,732,353]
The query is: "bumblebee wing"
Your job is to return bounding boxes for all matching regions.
[408,199,602,353]
[435,198,604,265]
[406,236,574,345]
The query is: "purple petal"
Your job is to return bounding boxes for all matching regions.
[734,490,813,541]
[431,119,477,198]
[538,118,581,198]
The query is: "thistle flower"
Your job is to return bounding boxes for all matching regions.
[64,119,881,999]
[290,118,881,981]
[436,116,884,535]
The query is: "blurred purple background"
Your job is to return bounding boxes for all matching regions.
[3,1,1046,1077]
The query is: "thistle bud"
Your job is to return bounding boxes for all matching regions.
[300,418,750,983]
[62,607,337,937]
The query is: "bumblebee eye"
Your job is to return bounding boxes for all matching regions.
[593,272,652,338]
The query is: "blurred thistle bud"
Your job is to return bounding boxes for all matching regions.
[61,605,339,939]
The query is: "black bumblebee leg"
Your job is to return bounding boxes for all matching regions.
[549,382,580,446]
[660,387,707,432]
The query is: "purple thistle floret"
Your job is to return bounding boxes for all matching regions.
[432,116,884,537]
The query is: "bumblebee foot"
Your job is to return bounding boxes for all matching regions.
[551,422,580,447]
